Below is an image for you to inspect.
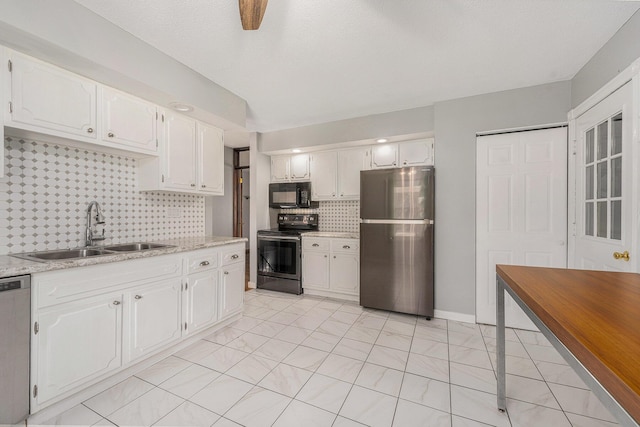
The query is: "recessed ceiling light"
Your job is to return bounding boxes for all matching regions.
[292,149,301,153]
[169,102,194,112]
[376,138,388,143]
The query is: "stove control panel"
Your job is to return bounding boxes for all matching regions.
[277,214,318,228]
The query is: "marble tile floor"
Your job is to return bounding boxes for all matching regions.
[38,290,619,427]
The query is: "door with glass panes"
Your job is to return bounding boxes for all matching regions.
[573,82,634,272]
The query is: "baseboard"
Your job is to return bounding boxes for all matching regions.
[434,309,476,324]
[247,281,256,289]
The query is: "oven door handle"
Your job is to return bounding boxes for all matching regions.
[258,236,301,241]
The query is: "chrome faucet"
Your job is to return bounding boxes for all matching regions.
[85,201,106,246]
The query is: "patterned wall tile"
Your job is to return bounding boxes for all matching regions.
[0,137,205,255]
[280,200,360,233]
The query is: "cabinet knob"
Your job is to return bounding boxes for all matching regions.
[231,254,239,259]
[393,161,397,165]
[340,193,344,197]
[332,193,335,197]
[134,295,142,300]
[224,271,229,275]
[87,127,94,134]
[334,256,336,259]
[312,243,319,247]
[108,132,114,138]
[403,161,407,165]
[200,261,210,266]
[112,300,121,305]
[324,255,327,258]
[343,245,350,249]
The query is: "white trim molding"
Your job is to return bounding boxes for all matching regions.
[434,309,476,324]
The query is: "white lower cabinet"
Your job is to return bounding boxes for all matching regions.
[30,243,245,412]
[35,293,123,405]
[127,279,182,363]
[302,236,359,300]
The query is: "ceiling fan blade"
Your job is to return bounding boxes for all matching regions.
[239,0,268,30]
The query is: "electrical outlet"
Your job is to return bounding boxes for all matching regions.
[167,208,181,218]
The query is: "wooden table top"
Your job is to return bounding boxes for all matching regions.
[496,265,640,423]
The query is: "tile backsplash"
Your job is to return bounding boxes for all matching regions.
[280,199,360,233]
[0,137,205,255]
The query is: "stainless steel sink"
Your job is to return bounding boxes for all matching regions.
[102,243,173,252]
[11,248,113,262]
[10,242,174,262]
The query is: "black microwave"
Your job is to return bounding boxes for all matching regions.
[269,182,315,209]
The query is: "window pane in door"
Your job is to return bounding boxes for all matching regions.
[597,121,608,160]
[597,201,607,238]
[585,165,594,200]
[611,157,622,198]
[585,202,594,236]
[586,129,595,163]
[611,113,622,155]
[597,161,608,199]
[611,200,621,240]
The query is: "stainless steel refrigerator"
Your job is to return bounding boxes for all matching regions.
[360,166,434,318]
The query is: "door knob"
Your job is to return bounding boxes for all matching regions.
[613,251,630,261]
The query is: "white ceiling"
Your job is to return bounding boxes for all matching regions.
[74,0,640,133]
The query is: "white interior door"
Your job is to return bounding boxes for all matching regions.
[572,82,635,272]
[476,127,567,329]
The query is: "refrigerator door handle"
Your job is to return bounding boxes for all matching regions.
[361,219,434,225]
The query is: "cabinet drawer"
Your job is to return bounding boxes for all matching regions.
[185,249,219,274]
[303,238,329,251]
[331,239,359,254]
[222,245,245,266]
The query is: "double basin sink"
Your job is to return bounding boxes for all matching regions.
[12,242,174,262]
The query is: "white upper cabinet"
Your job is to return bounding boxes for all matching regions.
[371,139,435,169]
[310,151,338,200]
[100,87,157,154]
[337,147,370,199]
[310,147,369,200]
[139,112,224,195]
[164,113,198,191]
[371,143,398,168]
[271,154,310,182]
[398,138,434,166]
[8,51,97,140]
[5,49,163,156]
[198,123,224,195]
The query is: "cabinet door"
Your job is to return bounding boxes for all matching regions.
[219,263,244,319]
[371,143,398,169]
[302,251,330,289]
[35,294,122,405]
[198,123,224,195]
[9,53,97,139]
[164,113,197,190]
[184,271,218,335]
[101,87,157,154]
[271,156,290,182]
[338,147,370,199]
[399,139,434,166]
[289,154,310,180]
[330,253,359,295]
[128,279,182,362]
[310,151,338,200]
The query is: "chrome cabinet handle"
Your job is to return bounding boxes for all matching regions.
[112,300,121,305]
[190,183,196,187]
[231,254,239,259]
[87,127,94,134]
[200,261,210,266]
[224,271,229,275]
[201,184,206,188]
[343,245,350,249]
[107,132,114,138]
[134,295,142,300]
[312,243,319,247]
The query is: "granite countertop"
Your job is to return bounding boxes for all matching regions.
[0,236,247,279]
[302,231,360,239]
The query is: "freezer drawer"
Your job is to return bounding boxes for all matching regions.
[360,223,434,317]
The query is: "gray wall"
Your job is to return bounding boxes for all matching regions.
[433,81,572,315]
[260,105,434,153]
[205,147,234,237]
[571,10,640,107]
[0,0,246,130]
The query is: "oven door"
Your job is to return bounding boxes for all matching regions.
[257,235,301,280]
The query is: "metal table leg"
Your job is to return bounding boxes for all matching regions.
[496,275,506,412]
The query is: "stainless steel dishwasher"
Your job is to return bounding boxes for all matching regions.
[0,274,31,424]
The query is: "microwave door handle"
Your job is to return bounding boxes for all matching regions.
[296,187,302,206]
[279,205,297,209]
